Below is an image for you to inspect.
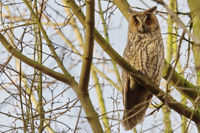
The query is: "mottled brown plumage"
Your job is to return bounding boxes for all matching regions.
[122,6,164,130]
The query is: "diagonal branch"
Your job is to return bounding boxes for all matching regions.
[136,73,200,124]
[112,0,199,104]
[162,60,199,103]
[0,33,77,88]
[65,0,200,123]
[22,0,72,80]
[0,24,103,133]
[66,0,198,104]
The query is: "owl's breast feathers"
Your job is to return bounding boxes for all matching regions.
[122,31,164,130]
[122,6,164,130]
[123,31,164,85]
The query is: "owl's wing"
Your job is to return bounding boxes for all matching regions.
[121,71,129,106]
[122,71,153,130]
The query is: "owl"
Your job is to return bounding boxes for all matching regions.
[122,6,164,130]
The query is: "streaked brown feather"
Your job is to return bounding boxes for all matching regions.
[122,6,164,130]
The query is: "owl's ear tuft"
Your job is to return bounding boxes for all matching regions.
[128,8,138,15]
[145,6,157,14]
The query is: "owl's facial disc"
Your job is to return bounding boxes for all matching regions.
[135,14,152,33]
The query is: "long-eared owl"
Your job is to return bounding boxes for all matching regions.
[122,6,164,130]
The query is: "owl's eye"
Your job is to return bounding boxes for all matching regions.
[146,19,151,25]
[146,14,151,25]
[133,16,140,26]
[135,20,140,26]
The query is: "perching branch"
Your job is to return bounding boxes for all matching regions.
[135,74,200,124]
[65,0,200,124]
[113,0,199,104]
[66,0,199,104]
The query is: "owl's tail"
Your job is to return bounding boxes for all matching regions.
[122,82,152,130]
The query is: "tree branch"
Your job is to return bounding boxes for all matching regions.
[153,0,200,44]
[0,33,77,88]
[65,0,200,124]
[113,0,199,104]
[78,0,95,92]
[0,31,103,133]
[23,0,72,79]
[138,76,200,124]
[66,0,199,103]
[77,0,104,132]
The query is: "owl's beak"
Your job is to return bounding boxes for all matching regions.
[138,25,145,33]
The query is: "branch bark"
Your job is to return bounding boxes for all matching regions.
[78,0,95,93]
[77,0,104,132]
